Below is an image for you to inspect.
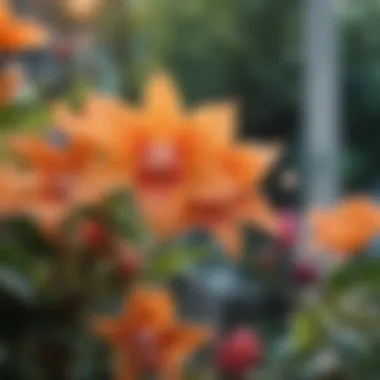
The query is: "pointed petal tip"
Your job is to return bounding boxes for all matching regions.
[144,70,183,115]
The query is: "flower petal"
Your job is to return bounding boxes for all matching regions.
[0,65,24,105]
[144,72,183,120]
[8,19,50,50]
[242,192,280,236]
[159,324,213,379]
[122,286,177,332]
[0,2,49,53]
[113,349,142,380]
[136,186,186,238]
[192,101,237,146]
[212,222,242,260]
[226,142,283,187]
[7,135,63,172]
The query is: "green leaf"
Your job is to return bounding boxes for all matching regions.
[1,217,54,256]
[145,245,209,281]
[0,103,49,131]
[325,257,380,293]
[290,311,324,352]
[106,191,150,244]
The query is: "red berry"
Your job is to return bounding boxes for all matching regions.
[216,328,264,375]
[80,220,110,250]
[292,261,318,285]
[120,250,141,277]
[278,209,297,248]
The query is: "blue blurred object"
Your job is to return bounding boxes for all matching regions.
[368,187,380,256]
[170,246,265,329]
[74,43,121,95]
[96,49,121,95]
[45,129,71,149]
[0,53,21,69]
[21,50,59,88]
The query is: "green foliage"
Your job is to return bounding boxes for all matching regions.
[125,0,300,137]
[267,255,380,379]
[105,191,150,244]
[0,103,49,131]
[144,243,210,281]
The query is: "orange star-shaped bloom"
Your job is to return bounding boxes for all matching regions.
[50,73,282,250]
[309,196,380,257]
[51,75,205,237]
[92,286,212,380]
[53,75,278,238]
[0,0,49,53]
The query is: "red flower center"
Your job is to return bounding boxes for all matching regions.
[136,142,185,190]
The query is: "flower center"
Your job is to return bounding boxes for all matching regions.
[137,143,184,189]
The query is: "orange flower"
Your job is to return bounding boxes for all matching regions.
[0,64,24,105]
[50,74,281,250]
[8,131,95,188]
[309,196,380,257]
[92,286,212,380]
[0,165,66,236]
[6,120,123,233]
[184,142,281,259]
[126,76,281,244]
[0,0,49,53]
[0,164,36,215]
[52,76,200,237]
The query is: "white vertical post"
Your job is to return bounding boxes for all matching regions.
[304,0,341,205]
[300,0,342,260]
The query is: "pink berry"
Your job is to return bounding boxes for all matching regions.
[278,209,297,248]
[292,261,318,285]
